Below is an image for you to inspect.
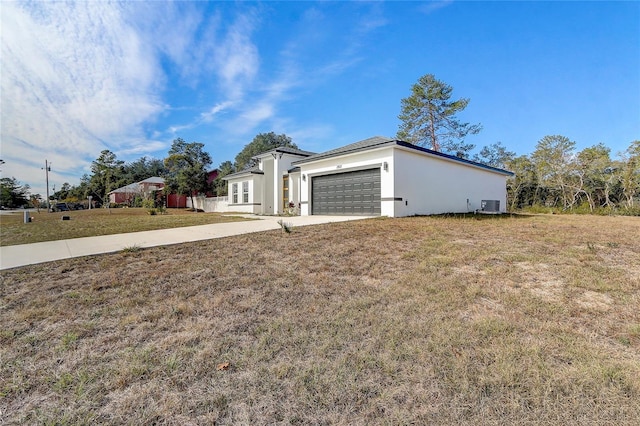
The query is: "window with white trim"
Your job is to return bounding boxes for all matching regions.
[242,181,249,203]
[232,183,238,204]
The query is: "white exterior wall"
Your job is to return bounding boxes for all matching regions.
[297,146,508,217]
[392,147,508,216]
[256,153,309,215]
[298,147,395,216]
[188,196,229,212]
[225,174,263,214]
[289,171,301,207]
[262,158,275,214]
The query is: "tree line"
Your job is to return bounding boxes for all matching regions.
[0,132,298,209]
[396,73,639,214]
[2,73,637,214]
[470,138,640,214]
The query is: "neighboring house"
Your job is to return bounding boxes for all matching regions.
[108,177,165,205]
[205,168,220,196]
[223,136,514,217]
[109,175,210,208]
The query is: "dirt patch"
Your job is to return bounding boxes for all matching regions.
[576,290,613,311]
[513,262,564,302]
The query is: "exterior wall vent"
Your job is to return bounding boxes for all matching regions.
[480,200,500,213]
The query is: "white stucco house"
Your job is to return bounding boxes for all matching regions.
[223,136,514,217]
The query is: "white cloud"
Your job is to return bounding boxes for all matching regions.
[161,9,261,137]
[212,12,259,101]
[191,3,390,144]
[1,1,167,189]
[201,101,235,123]
[418,0,454,15]
[0,1,390,195]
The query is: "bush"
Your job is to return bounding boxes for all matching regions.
[517,203,640,217]
[142,199,155,209]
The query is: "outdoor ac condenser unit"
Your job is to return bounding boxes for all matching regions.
[481,200,500,213]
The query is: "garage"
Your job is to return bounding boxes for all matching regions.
[311,168,381,215]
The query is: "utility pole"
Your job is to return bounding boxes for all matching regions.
[44,160,51,212]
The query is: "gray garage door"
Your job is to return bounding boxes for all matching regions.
[312,168,381,215]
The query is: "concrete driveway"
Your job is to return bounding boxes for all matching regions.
[0,215,372,270]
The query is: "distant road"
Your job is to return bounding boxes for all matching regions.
[0,208,39,215]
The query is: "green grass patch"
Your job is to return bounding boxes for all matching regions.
[0,208,250,246]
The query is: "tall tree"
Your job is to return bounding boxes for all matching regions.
[89,150,125,205]
[164,138,213,210]
[473,142,516,169]
[69,174,91,203]
[123,157,167,183]
[574,144,612,210]
[212,160,235,196]
[0,177,30,208]
[620,140,640,208]
[505,155,538,210]
[531,135,577,209]
[53,182,72,201]
[234,132,297,171]
[397,73,481,155]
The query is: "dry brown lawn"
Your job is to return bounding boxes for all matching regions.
[1,214,639,424]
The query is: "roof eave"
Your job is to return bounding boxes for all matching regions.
[394,141,514,176]
[252,148,315,160]
[293,140,397,166]
[222,170,264,181]
[293,138,514,176]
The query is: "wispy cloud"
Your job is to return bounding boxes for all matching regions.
[1,1,389,194]
[1,1,167,192]
[212,12,260,101]
[418,0,454,15]
[200,101,236,123]
[216,2,389,145]
[162,9,261,138]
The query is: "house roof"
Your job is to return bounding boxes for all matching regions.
[293,136,514,176]
[139,176,165,185]
[222,166,264,181]
[252,146,316,159]
[293,136,394,164]
[109,177,165,194]
[109,182,140,194]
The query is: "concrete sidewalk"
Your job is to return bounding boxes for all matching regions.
[0,215,371,270]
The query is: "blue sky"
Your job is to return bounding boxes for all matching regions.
[1,1,638,196]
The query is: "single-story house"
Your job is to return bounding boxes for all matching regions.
[108,176,165,205]
[223,136,514,217]
[109,174,220,208]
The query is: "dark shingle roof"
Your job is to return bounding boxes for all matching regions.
[292,136,395,165]
[293,136,514,176]
[252,146,316,159]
